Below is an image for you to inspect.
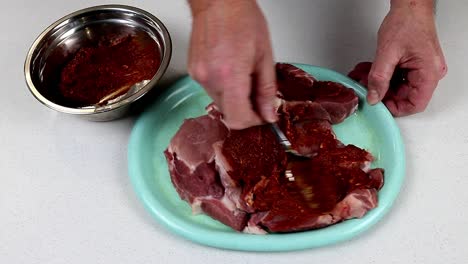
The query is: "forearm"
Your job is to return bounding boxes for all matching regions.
[188,0,212,16]
[188,0,254,17]
[390,0,435,13]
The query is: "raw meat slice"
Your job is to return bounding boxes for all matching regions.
[276,63,359,123]
[219,125,288,212]
[164,115,248,231]
[286,120,337,157]
[276,63,316,100]
[279,101,336,156]
[312,81,359,124]
[164,115,227,202]
[213,142,247,212]
[280,101,331,123]
[198,196,248,231]
[164,63,385,233]
[241,144,383,233]
[248,188,378,233]
[166,115,228,171]
[165,156,223,203]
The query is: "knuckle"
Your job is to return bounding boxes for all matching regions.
[413,101,429,113]
[212,64,237,81]
[188,62,209,84]
[434,59,448,78]
[368,71,391,84]
[414,105,427,114]
[258,82,277,97]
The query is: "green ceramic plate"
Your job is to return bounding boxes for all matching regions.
[128,64,405,251]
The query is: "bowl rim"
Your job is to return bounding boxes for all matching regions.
[24,4,172,116]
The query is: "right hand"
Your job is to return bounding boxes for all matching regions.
[188,0,278,129]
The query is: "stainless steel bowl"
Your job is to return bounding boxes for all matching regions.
[24,5,172,121]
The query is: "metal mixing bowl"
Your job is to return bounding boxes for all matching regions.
[24,5,172,121]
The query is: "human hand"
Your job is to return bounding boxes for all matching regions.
[350,0,447,116]
[187,0,277,129]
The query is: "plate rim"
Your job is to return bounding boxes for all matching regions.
[128,63,406,251]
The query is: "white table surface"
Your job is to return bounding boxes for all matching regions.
[1,1,467,263]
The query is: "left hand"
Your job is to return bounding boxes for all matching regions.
[349,0,447,116]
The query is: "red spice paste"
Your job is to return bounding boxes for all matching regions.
[59,34,161,106]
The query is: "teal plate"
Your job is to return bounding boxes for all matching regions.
[128,64,405,251]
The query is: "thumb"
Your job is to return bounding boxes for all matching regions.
[368,50,399,105]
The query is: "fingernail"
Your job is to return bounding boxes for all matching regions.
[263,105,278,123]
[367,89,380,105]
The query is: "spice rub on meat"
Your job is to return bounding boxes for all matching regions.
[164,63,384,233]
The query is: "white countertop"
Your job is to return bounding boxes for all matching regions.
[1,0,467,263]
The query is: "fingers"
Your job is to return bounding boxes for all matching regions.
[383,69,439,116]
[221,70,263,129]
[188,15,209,85]
[405,70,439,113]
[382,97,420,117]
[254,48,278,123]
[384,97,421,117]
[368,50,400,105]
[383,89,416,117]
[191,59,263,129]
